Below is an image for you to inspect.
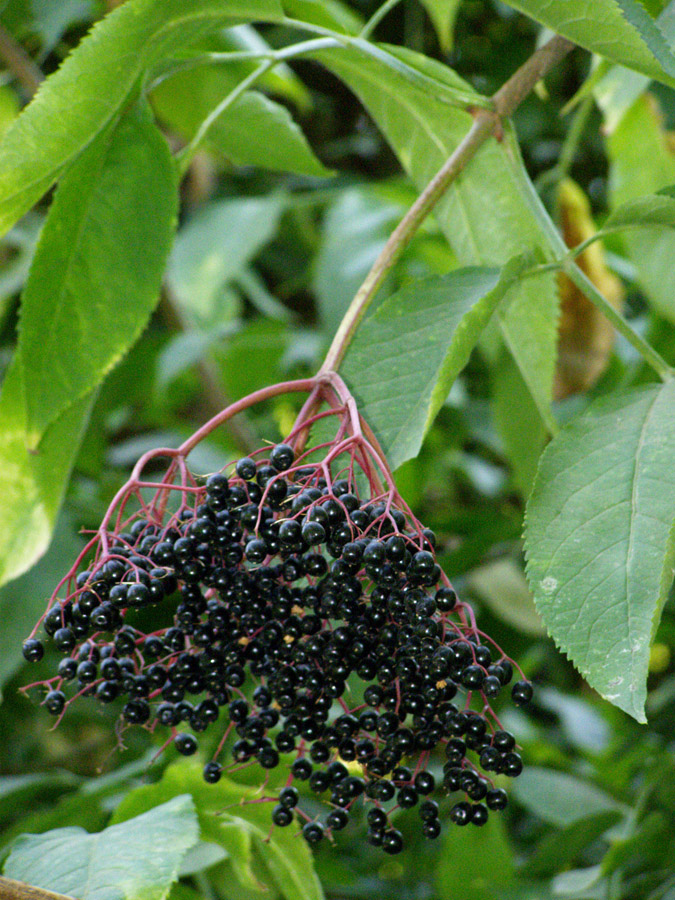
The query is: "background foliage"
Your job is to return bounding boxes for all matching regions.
[1,0,675,898]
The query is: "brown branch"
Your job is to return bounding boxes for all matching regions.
[0,877,76,900]
[0,25,42,98]
[319,34,575,375]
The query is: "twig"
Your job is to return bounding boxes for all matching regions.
[0,877,75,900]
[0,24,42,97]
[319,34,574,374]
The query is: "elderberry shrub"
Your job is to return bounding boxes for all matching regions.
[22,439,532,854]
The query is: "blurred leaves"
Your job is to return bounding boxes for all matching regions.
[167,194,285,330]
[607,94,675,324]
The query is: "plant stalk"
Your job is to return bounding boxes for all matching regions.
[319,33,574,374]
[562,260,674,380]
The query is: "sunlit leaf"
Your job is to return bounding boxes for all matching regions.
[524,382,675,721]
[0,0,283,237]
[3,796,199,900]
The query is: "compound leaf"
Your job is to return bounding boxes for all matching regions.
[317,44,559,427]
[342,258,528,470]
[152,65,329,176]
[19,101,177,447]
[0,0,283,237]
[524,382,675,721]
[3,795,199,900]
[499,0,675,87]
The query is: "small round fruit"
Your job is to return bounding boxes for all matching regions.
[175,733,198,756]
[22,639,44,662]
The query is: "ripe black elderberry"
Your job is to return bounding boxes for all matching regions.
[21,374,532,855]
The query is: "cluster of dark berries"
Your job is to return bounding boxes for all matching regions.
[22,435,532,853]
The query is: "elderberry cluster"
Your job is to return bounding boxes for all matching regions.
[22,441,532,853]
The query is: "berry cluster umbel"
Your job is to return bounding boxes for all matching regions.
[22,375,532,853]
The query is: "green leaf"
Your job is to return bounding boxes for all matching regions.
[468,558,545,636]
[512,768,626,828]
[614,0,675,78]
[498,0,675,86]
[313,186,403,337]
[0,211,40,331]
[0,772,81,828]
[551,865,604,897]
[418,0,462,51]
[167,195,284,330]
[315,43,559,425]
[607,95,675,322]
[490,345,548,496]
[522,811,622,879]
[436,813,515,900]
[111,761,324,900]
[524,382,675,721]
[0,511,81,694]
[282,0,363,33]
[216,25,312,110]
[19,101,177,447]
[0,0,283,237]
[152,65,330,176]
[3,796,199,900]
[604,185,675,229]
[217,314,290,400]
[342,258,529,470]
[0,358,93,588]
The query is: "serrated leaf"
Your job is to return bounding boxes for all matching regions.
[604,185,675,229]
[342,258,528,470]
[19,101,177,447]
[316,43,559,427]
[0,0,283,238]
[524,382,675,721]
[152,65,329,176]
[111,762,324,900]
[3,795,199,900]
[0,358,93,589]
[499,0,675,86]
[418,0,462,51]
[167,195,284,330]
